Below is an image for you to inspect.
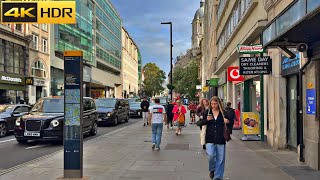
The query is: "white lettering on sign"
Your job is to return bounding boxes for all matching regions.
[1,76,22,83]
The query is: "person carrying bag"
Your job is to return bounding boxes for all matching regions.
[172,100,187,135]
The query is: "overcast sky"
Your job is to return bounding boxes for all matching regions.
[110,0,201,77]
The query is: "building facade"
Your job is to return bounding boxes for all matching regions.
[202,0,320,170]
[0,24,31,104]
[27,23,50,104]
[50,0,122,99]
[121,27,139,98]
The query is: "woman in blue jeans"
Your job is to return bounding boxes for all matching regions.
[199,96,230,180]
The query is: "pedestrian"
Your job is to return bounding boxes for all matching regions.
[140,97,150,126]
[196,98,210,150]
[198,96,230,180]
[225,102,236,139]
[172,100,187,135]
[166,100,174,129]
[148,98,167,151]
[188,101,197,124]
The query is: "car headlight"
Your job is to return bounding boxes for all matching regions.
[51,120,60,127]
[16,117,21,126]
[107,113,111,117]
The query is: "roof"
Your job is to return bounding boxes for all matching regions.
[193,0,205,20]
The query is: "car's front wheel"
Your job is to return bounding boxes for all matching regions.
[90,121,98,136]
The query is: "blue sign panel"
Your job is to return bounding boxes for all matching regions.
[306,89,316,115]
[64,52,83,173]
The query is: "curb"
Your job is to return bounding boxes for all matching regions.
[0,120,140,176]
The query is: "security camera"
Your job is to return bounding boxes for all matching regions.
[296,43,308,52]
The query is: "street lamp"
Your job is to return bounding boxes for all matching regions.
[161,22,173,102]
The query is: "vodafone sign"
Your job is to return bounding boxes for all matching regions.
[227,67,244,82]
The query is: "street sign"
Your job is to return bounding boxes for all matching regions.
[306,89,316,115]
[63,51,83,178]
[239,56,272,75]
[237,44,264,54]
[227,66,244,82]
[205,80,210,86]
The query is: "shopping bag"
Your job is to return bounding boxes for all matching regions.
[200,125,206,145]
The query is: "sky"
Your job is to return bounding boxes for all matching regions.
[110,0,201,77]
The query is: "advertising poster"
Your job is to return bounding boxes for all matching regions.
[242,112,260,135]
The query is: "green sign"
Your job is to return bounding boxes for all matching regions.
[237,44,265,54]
[209,78,219,87]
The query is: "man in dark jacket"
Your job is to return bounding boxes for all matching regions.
[166,101,174,129]
[225,102,235,138]
[141,97,150,126]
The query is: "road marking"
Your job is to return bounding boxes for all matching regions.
[25,145,47,150]
[0,139,15,144]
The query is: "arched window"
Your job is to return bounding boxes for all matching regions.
[32,60,46,78]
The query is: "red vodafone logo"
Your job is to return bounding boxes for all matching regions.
[227,67,244,82]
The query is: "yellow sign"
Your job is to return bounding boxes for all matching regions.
[1,1,76,24]
[307,83,313,89]
[64,50,83,57]
[242,112,260,135]
[25,77,33,85]
[202,86,208,92]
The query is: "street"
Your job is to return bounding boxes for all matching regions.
[0,117,141,171]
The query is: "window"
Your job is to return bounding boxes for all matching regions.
[15,24,22,32]
[42,38,48,53]
[32,60,46,78]
[41,24,48,31]
[32,34,38,50]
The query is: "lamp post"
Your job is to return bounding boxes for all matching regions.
[161,22,173,102]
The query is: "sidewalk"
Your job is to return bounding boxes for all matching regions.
[0,114,319,180]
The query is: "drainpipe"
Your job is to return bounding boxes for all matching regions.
[298,49,312,162]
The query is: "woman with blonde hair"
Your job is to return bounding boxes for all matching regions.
[198,96,230,180]
[172,100,187,135]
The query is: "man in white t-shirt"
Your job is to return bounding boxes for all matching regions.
[148,98,167,151]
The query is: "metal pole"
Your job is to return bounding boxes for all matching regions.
[170,23,173,102]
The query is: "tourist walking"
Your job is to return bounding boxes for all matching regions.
[140,97,150,126]
[166,100,174,129]
[172,100,187,135]
[196,98,210,150]
[198,96,231,180]
[148,98,167,151]
[225,102,236,139]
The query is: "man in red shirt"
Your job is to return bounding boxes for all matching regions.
[188,102,197,124]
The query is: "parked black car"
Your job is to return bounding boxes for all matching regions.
[14,97,98,144]
[0,104,30,137]
[129,102,142,118]
[95,98,129,126]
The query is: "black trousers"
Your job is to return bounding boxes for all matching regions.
[167,115,173,127]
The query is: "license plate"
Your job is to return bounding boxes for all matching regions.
[24,132,40,137]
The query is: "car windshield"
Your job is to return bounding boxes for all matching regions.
[0,105,14,113]
[95,99,116,108]
[130,103,140,108]
[32,98,64,113]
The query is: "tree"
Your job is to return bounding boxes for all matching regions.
[173,59,199,100]
[143,63,166,97]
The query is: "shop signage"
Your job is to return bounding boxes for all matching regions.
[239,56,272,75]
[202,86,208,92]
[306,88,316,115]
[281,50,300,76]
[25,77,34,85]
[209,78,219,87]
[242,112,260,135]
[227,66,244,82]
[33,78,46,86]
[205,80,210,86]
[237,44,264,54]
[0,72,25,85]
[196,85,202,90]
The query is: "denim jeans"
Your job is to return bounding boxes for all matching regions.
[152,123,163,148]
[205,143,226,179]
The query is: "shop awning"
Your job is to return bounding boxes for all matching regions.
[262,0,320,47]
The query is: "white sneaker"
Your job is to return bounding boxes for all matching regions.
[178,131,181,135]
[155,147,160,151]
[170,127,173,129]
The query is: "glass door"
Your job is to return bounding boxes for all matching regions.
[287,75,298,148]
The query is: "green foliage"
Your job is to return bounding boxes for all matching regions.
[167,84,175,90]
[143,63,166,97]
[173,60,199,100]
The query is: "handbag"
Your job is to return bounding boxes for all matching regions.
[177,113,185,126]
[218,103,231,142]
[200,125,207,145]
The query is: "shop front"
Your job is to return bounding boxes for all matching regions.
[217,70,227,105]
[262,0,320,169]
[280,49,301,150]
[0,72,26,104]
